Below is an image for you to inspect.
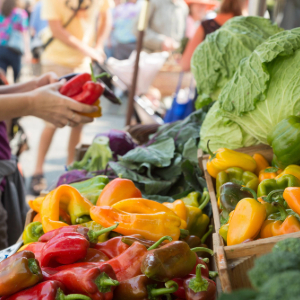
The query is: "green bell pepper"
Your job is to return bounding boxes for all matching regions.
[70,175,109,205]
[216,167,259,197]
[257,174,300,197]
[268,116,300,168]
[181,191,200,207]
[22,222,44,244]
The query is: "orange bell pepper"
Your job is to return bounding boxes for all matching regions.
[253,153,269,176]
[33,213,42,223]
[96,178,142,206]
[40,185,93,233]
[259,167,282,182]
[80,99,102,118]
[283,187,300,215]
[90,205,181,241]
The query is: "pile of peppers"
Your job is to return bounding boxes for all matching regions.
[207,142,300,246]
[5,176,217,300]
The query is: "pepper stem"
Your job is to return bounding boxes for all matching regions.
[90,63,96,82]
[201,225,213,244]
[76,216,92,224]
[180,229,190,239]
[56,288,91,300]
[95,272,119,293]
[199,190,210,210]
[240,187,257,201]
[191,247,214,256]
[209,271,218,279]
[28,258,40,275]
[202,258,209,263]
[265,189,285,204]
[207,140,216,160]
[88,223,119,244]
[34,224,44,235]
[188,264,209,293]
[148,280,179,299]
[272,202,288,221]
[148,236,173,251]
[95,73,110,79]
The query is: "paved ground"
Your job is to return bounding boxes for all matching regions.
[10,64,127,196]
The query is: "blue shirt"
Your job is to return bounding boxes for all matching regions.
[30,2,48,35]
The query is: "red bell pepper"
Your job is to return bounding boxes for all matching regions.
[59,73,91,97]
[1,280,91,300]
[19,242,45,264]
[72,81,104,105]
[79,248,109,263]
[40,232,89,267]
[183,265,216,300]
[93,236,130,259]
[39,223,118,247]
[42,264,119,300]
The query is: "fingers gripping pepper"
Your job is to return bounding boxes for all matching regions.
[23,221,44,244]
[206,140,257,178]
[0,251,43,297]
[40,232,90,267]
[42,264,119,300]
[2,280,91,300]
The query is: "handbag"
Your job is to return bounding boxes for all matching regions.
[31,0,84,59]
[7,30,24,55]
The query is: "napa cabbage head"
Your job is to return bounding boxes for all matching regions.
[191,16,282,110]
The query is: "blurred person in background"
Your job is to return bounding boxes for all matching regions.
[30,0,113,195]
[0,72,97,249]
[0,0,31,82]
[136,0,189,53]
[180,0,249,71]
[113,0,142,60]
[185,0,219,39]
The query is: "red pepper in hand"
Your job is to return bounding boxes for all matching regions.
[72,81,104,105]
[39,223,118,247]
[42,264,119,300]
[59,73,92,97]
[2,280,91,300]
[183,265,216,300]
[40,232,89,267]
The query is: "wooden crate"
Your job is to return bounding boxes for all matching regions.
[74,143,90,162]
[200,144,300,292]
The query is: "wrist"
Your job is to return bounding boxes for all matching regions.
[25,90,38,116]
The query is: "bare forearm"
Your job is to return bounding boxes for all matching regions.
[0,93,31,120]
[0,80,37,94]
[96,11,112,49]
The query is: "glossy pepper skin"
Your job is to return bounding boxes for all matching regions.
[40,232,89,267]
[141,241,197,282]
[276,165,300,181]
[40,185,94,232]
[96,178,142,206]
[94,236,129,259]
[163,200,188,229]
[59,73,92,97]
[216,167,259,198]
[259,167,282,182]
[2,280,91,300]
[121,235,155,249]
[0,251,43,297]
[181,192,200,207]
[283,187,300,215]
[260,203,300,238]
[23,221,44,244]
[18,242,45,263]
[267,116,300,168]
[227,188,266,246]
[90,205,181,241]
[42,264,119,300]
[183,265,216,300]
[78,248,110,263]
[253,153,269,176]
[206,140,257,178]
[257,174,300,197]
[69,176,109,205]
[72,81,104,105]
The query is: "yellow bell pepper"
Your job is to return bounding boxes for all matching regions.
[28,196,44,213]
[206,141,257,178]
[276,165,300,181]
[113,198,187,229]
[227,187,266,246]
[90,205,181,241]
[40,185,93,233]
[163,200,187,229]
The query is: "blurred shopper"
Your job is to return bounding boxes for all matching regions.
[30,0,113,195]
[185,0,219,39]
[0,73,96,249]
[180,0,249,71]
[136,0,189,52]
[0,0,31,82]
[113,0,142,60]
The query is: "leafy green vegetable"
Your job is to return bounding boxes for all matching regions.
[272,238,300,256]
[191,16,282,109]
[219,28,300,144]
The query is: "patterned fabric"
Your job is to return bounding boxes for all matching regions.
[0,122,11,192]
[0,8,28,46]
[202,18,221,38]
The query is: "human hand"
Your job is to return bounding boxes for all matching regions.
[162,37,180,52]
[35,72,59,88]
[84,46,106,64]
[30,80,98,128]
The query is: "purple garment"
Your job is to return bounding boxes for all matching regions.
[0,121,11,192]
